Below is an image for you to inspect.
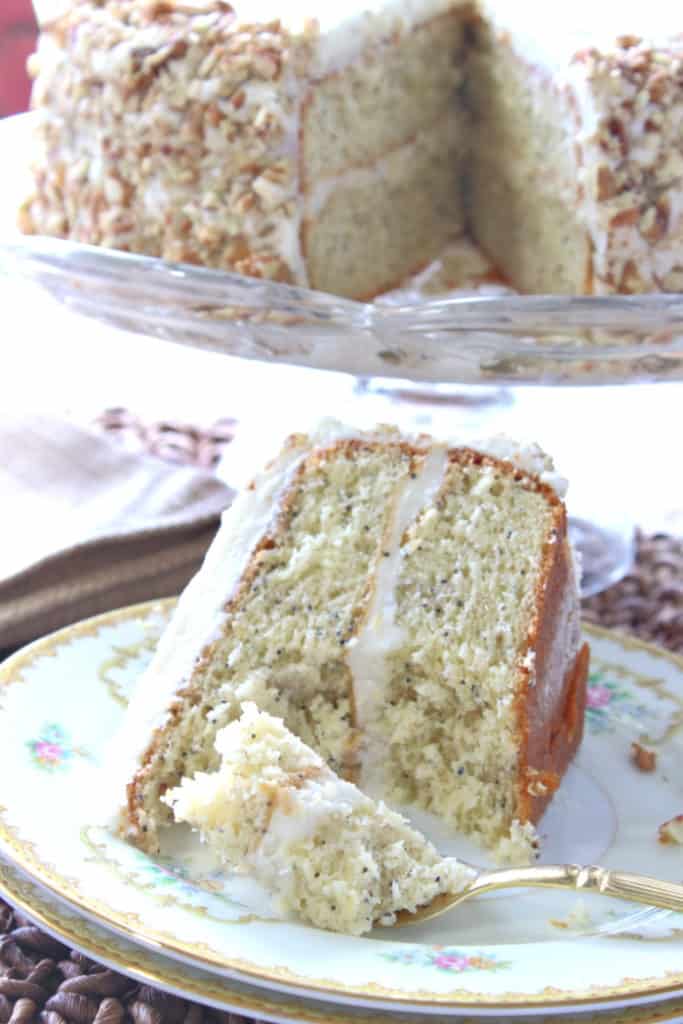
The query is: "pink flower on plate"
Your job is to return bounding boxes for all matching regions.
[433,953,470,971]
[34,741,62,764]
[587,684,611,709]
[26,724,90,771]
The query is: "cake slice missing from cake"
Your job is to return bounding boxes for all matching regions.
[113,422,588,865]
[164,702,471,935]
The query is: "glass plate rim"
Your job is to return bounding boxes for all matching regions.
[3,112,683,385]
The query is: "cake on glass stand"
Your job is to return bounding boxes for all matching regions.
[2,112,683,595]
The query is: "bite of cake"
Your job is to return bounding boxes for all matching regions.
[164,702,471,936]
[112,421,589,889]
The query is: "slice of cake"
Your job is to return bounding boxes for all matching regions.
[113,421,588,862]
[163,702,470,935]
[21,0,469,300]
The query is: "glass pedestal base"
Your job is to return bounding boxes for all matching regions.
[570,517,635,599]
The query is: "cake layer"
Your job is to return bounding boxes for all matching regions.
[301,9,468,183]
[466,22,592,294]
[164,703,469,935]
[379,452,572,846]
[303,118,466,298]
[115,423,588,863]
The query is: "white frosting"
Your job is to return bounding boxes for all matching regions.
[305,112,460,218]
[238,0,462,75]
[480,0,681,74]
[256,774,366,856]
[347,444,449,792]
[307,156,397,221]
[468,435,568,498]
[309,420,567,495]
[103,436,310,822]
[250,771,369,907]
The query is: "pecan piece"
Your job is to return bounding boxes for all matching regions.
[597,166,618,200]
[630,742,657,771]
[658,814,683,844]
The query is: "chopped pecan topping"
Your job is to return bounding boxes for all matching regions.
[658,814,683,845]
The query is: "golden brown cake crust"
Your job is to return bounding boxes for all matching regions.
[445,446,588,830]
[515,506,589,826]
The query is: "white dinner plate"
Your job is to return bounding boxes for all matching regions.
[0,600,682,1016]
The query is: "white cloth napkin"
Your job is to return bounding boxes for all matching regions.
[0,413,233,649]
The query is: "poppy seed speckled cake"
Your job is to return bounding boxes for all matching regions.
[112,422,589,868]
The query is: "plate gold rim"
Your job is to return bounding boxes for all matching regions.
[3,861,683,1024]
[0,860,383,1024]
[0,600,682,1011]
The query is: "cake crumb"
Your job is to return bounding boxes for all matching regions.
[494,820,539,865]
[658,814,683,845]
[630,742,657,772]
[549,899,593,931]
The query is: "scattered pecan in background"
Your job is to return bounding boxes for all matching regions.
[630,742,657,772]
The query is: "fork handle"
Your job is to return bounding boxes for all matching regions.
[470,864,683,912]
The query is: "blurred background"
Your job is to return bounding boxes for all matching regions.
[0,0,37,119]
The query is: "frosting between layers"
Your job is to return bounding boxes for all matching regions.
[254,775,367,882]
[304,111,463,222]
[347,444,449,793]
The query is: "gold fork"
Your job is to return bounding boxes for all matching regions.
[395,862,683,926]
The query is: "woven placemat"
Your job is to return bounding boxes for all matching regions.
[1,410,682,1023]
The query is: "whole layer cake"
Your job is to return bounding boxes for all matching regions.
[164,702,470,935]
[114,422,589,864]
[21,0,683,296]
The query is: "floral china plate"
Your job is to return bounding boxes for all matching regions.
[2,862,683,1024]
[4,864,683,1024]
[0,600,682,1016]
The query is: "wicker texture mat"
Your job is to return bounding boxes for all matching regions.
[0,411,681,1023]
[0,909,246,1024]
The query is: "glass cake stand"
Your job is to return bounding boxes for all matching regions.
[3,112,683,594]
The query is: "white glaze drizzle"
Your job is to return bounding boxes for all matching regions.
[347,443,449,793]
